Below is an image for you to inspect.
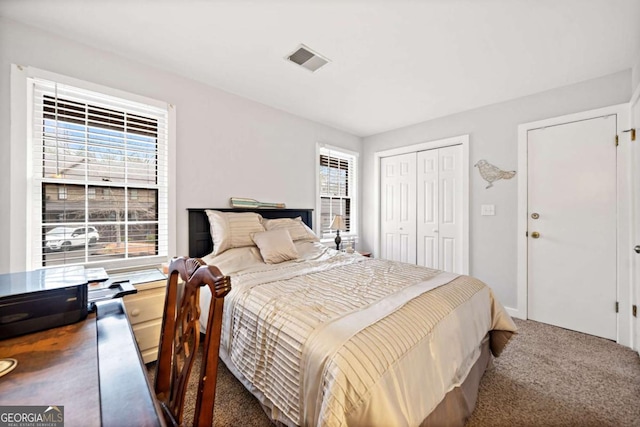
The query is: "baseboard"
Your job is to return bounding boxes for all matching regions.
[505,306,524,319]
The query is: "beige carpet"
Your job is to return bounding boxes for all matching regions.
[147,318,640,426]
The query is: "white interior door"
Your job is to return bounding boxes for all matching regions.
[634,136,640,353]
[417,149,438,268]
[437,145,463,273]
[631,96,640,354]
[417,145,463,273]
[380,152,416,263]
[528,115,617,340]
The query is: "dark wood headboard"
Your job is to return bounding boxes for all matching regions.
[188,208,314,258]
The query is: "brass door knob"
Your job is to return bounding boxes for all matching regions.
[531,231,540,239]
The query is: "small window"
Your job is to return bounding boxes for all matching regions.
[58,186,67,200]
[317,145,358,239]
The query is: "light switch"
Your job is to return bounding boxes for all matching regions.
[481,204,495,216]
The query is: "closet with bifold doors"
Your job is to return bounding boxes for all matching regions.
[380,144,464,273]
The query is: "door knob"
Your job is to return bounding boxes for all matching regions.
[531,213,540,219]
[635,245,640,254]
[531,231,540,239]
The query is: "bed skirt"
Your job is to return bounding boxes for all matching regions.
[220,333,492,427]
[421,334,491,426]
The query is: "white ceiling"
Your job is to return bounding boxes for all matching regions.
[2,0,639,137]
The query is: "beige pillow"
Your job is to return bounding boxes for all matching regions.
[262,217,319,242]
[251,229,299,264]
[205,210,265,256]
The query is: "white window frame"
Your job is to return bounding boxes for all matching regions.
[10,65,176,272]
[315,143,359,246]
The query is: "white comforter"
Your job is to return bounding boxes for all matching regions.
[200,242,515,427]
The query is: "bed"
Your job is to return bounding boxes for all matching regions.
[188,208,516,427]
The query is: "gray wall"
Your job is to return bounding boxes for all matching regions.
[633,54,640,95]
[361,71,632,310]
[0,17,361,273]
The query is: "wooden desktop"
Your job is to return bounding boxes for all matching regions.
[0,299,165,427]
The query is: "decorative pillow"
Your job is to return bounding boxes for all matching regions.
[251,229,299,264]
[205,210,265,256]
[262,217,319,242]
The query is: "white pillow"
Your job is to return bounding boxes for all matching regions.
[205,210,265,256]
[251,229,299,264]
[262,217,319,242]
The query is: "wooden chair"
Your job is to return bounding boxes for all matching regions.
[154,257,232,427]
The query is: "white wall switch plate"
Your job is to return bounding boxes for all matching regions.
[481,204,495,216]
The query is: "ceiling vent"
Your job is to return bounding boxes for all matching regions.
[286,44,330,72]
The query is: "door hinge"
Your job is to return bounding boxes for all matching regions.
[623,128,636,141]
[633,304,637,317]
[525,231,528,237]
[615,135,619,146]
[615,301,619,313]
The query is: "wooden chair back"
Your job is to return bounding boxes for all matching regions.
[154,257,231,426]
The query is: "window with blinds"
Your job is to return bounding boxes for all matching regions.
[318,146,358,239]
[30,79,169,268]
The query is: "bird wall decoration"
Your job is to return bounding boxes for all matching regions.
[475,159,516,189]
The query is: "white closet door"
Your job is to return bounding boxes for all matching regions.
[417,145,463,273]
[416,150,439,268]
[437,145,463,273]
[380,152,417,263]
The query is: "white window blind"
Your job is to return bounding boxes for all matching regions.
[30,78,169,269]
[318,146,357,238]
